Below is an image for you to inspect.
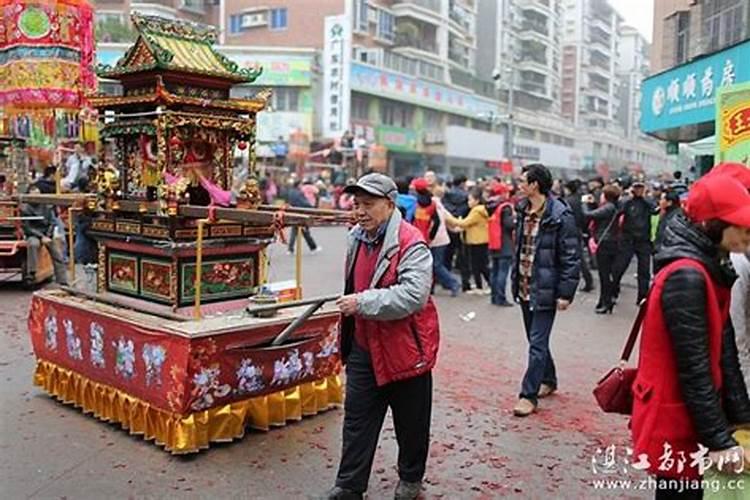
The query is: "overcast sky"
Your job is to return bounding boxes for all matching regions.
[610,0,655,43]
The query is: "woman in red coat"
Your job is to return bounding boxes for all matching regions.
[631,173,750,499]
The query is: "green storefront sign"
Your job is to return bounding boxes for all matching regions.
[376,125,419,152]
[716,82,750,163]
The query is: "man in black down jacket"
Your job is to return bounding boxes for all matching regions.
[612,181,655,303]
[511,164,580,417]
[563,179,594,292]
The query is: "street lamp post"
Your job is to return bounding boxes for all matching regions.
[493,66,515,166]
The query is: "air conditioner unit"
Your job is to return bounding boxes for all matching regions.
[241,12,267,28]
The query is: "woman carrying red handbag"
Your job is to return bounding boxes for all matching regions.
[631,173,750,499]
[583,184,622,314]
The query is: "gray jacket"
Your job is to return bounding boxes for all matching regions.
[344,208,433,321]
[731,252,750,389]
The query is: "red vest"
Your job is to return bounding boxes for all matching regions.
[412,202,436,243]
[349,222,440,386]
[352,243,381,352]
[631,258,730,480]
[488,202,513,251]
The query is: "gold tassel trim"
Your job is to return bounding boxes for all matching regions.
[33,359,342,454]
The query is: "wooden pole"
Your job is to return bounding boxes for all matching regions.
[67,207,80,282]
[194,219,208,319]
[295,226,303,299]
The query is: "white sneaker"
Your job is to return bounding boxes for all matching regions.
[312,246,322,254]
[481,288,492,295]
[466,289,481,295]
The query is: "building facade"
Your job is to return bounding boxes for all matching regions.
[653,0,750,73]
[94,0,669,176]
[617,26,650,140]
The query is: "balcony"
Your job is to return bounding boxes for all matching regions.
[392,0,444,26]
[523,0,554,17]
[394,18,439,55]
[521,19,549,37]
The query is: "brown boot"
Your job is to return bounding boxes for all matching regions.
[512,398,537,417]
[538,384,557,398]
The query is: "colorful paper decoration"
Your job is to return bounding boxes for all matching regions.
[0,0,96,109]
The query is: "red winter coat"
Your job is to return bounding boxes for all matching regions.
[342,212,440,386]
[631,258,730,480]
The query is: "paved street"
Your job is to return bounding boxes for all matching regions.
[0,226,646,499]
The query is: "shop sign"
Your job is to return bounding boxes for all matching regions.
[322,15,352,138]
[375,125,418,152]
[641,39,750,133]
[716,82,750,164]
[350,63,498,119]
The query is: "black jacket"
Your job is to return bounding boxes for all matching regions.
[653,206,681,254]
[442,187,469,217]
[511,196,580,310]
[564,193,587,236]
[582,201,619,245]
[621,196,655,242]
[287,187,313,209]
[655,213,750,450]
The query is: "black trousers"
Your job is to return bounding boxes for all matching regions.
[446,232,471,290]
[336,345,432,493]
[595,243,618,308]
[287,226,317,252]
[467,243,489,289]
[578,236,594,289]
[613,238,652,302]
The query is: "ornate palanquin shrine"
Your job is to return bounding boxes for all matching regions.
[27,14,347,453]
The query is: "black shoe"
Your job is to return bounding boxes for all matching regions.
[580,285,595,293]
[492,301,514,307]
[595,304,614,314]
[394,480,422,500]
[309,486,363,500]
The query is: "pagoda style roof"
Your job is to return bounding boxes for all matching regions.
[89,77,269,113]
[97,14,262,84]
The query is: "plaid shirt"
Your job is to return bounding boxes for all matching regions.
[518,201,545,301]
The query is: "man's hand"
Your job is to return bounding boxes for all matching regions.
[556,299,571,311]
[336,295,359,316]
[41,236,52,245]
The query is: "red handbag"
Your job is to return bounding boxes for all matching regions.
[593,297,648,415]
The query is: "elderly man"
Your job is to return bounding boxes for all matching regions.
[318,173,440,500]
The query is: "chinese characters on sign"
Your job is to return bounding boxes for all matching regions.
[591,443,744,476]
[716,82,750,164]
[322,15,352,139]
[641,39,750,134]
[653,60,735,117]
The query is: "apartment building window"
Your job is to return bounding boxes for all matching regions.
[472,119,491,131]
[563,137,574,147]
[448,114,467,127]
[272,88,299,111]
[423,109,442,131]
[380,101,413,128]
[352,95,370,121]
[675,11,689,64]
[702,0,744,52]
[378,10,395,42]
[270,8,288,30]
[355,0,368,33]
[230,14,241,34]
[517,127,536,140]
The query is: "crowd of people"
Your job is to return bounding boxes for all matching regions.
[312,163,750,500]
[15,143,750,499]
